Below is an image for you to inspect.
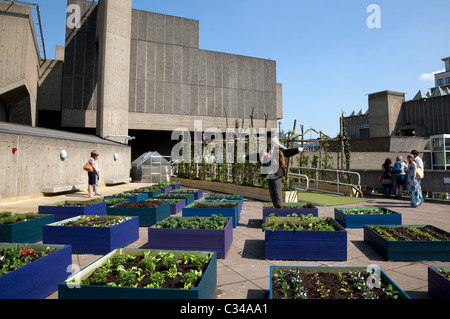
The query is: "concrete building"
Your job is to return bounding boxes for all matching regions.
[435,57,450,90]
[0,0,282,200]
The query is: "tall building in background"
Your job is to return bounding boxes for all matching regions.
[435,57,450,90]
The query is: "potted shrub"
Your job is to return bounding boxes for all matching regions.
[334,207,402,228]
[262,202,318,221]
[170,188,203,200]
[156,193,195,206]
[364,224,450,261]
[0,243,72,299]
[42,215,139,254]
[270,266,410,299]
[0,212,54,243]
[428,266,450,299]
[148,215,233,259]
[38,198,107,221]
[107,199,171,227]
[58,248,217,299]
[104,191,148,202]
[264,214,347,261]
[182,200,240,228]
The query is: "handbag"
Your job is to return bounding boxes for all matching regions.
[416,167,424,179]
[378,170,384,183]
[83,162,93,173]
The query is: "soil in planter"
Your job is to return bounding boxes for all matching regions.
[82,253,211,289]
[272,269,401,299]
[114,201,167,208]
[370,225,450,241]
[192,203,237,209]
[56,199,103,207]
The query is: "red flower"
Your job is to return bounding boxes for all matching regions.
[12,147,17,152]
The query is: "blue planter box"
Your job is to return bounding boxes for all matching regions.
[171,183,181,190]
[0,243,72,299]
[58,249,217,299]
[159,199,186,215]
[364,225,450,261]
[334,207,402,228]
[148,217,233,259]
[42,216,139,254]
[182,201,240,228]
[170,189,203,200]
[428,266,450,299]
[265,217,347,261]
[262,202,318,221]
[38,200,107,222]
[157,193,195,206]
[107,201,171,227]
[104,193,148,202]
[0,214,54,243]
[269,266,410,299]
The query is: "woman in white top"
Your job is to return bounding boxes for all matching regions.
[87,150,100,198]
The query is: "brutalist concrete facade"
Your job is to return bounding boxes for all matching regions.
[60,0,281,137]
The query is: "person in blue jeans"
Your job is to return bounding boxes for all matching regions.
[380,158,393,197]
[394,156,407,199]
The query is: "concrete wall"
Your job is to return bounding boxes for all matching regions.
[0,125,131,201]
[368,90,405,138]
[0,2,41,126]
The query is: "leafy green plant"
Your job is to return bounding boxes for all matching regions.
[155,215,229,230]
[0,245,54,277]
[0,212,38,225]
[263,214,338,232]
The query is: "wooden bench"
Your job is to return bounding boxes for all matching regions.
[105,178,131,186]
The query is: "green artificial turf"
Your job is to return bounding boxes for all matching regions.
[297,190,367,206]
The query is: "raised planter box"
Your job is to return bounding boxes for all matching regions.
[262,202,318,221]
[334,207,402,228]
[264,216,347,261]
[182,201,240,228]
[269,266,410,299]
[364,225,450,261]
[0,213,54,243]
[38,199,107,222]
[136,187,162,198]
[107,200,171,227]
[428,266,450,299]
[104,192,148,202]
[58,248,217,299]
[170,189,203,200]
[42,216,139,254]
[156,193,195,206]
[148,217,233,259]
[205,194,244,214]
[159,199,186,215]
[0,243,72,299]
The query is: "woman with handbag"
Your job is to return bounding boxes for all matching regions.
[86,150,100,198]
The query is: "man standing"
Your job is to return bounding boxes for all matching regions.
[411,149,424,203]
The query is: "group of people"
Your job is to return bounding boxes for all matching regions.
[380,150,425,207]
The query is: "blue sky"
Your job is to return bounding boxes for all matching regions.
[34,0,450,137]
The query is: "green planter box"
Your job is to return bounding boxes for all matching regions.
[269,266,410,299]
[364,225,450,261]
[182,201,240,228]
[107,201,171,227]
[334,207,402,228]
[58,248,217,299]
[0,214,54,243]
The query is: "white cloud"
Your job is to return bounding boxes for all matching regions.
[419,69,445,82]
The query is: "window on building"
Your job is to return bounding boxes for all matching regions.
[437,78,444,86]
[446,77,450,84]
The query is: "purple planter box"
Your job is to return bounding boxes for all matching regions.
[42,216,139,254]
[170,189,203,200]
[38,200,107,222]
[262,202,318,221]
[265,217,347,261]
[148,217,233,259]
[0,243,72,299]
[428,266,450,299]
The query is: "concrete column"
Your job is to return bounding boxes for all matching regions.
[368,90,405,138]
[96,0,132,142]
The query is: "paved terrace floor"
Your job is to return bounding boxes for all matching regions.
[1,182,449,300]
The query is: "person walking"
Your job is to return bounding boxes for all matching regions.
[380,158,393,197]
[393,156,407,198]
[406,154,424,207]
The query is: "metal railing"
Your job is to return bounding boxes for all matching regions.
[288,166,361,196]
